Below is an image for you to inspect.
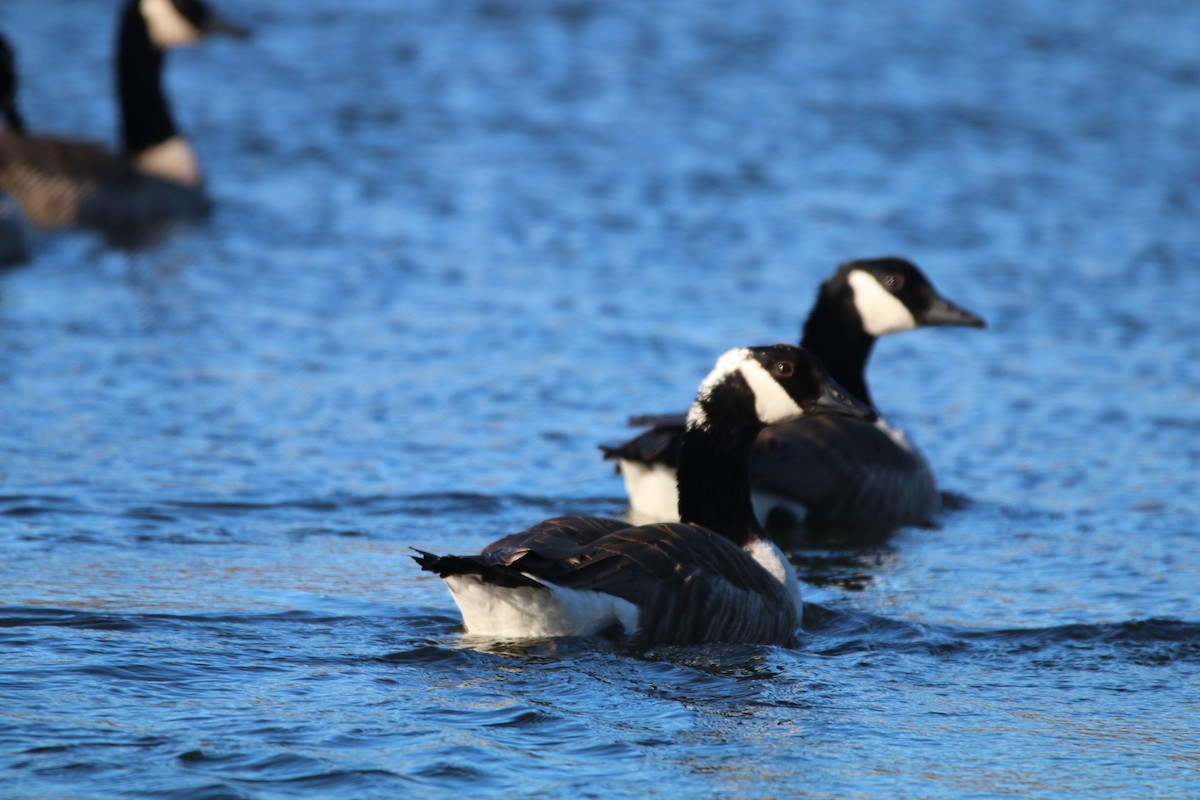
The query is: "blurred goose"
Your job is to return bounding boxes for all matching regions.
[0,0,246,233]
[1,31,30,265]
[602,257,985,531]
[414,344,874,645]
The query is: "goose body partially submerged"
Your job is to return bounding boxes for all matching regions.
[415,345,874,644]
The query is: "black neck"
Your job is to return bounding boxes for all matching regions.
[0,38,20,134]
[2,102,23,135]
[799,283,876,406]
[675,388,763,548]
[117,3,176,156]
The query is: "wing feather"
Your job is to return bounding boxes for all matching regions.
[751,416,940,527]
[0,131,209,229]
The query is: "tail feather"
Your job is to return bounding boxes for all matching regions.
[410,549,545,590]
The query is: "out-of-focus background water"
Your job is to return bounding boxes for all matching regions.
[1,0,1197,797]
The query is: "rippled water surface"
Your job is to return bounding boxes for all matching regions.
[2,0,1198,797]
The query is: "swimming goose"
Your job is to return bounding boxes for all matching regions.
[0,0,246,233]
[0,32,30,265]
[414,345,875,644]
[601,257,985,530]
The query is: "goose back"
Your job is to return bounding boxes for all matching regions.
[751,415,939,529]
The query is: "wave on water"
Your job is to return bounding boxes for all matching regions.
[0,495,87,517]
[0,490,625,525]
[0,606,350,632]
[383,597,1200,674]
[803,604,1200,665]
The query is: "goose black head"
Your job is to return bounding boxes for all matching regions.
[136,0,249,50]
[688,344,876,431]
[836,257,986,336]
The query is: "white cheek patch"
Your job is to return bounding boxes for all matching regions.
[141,0,202,48]
[738,359,804,425]
[847,270,917,336]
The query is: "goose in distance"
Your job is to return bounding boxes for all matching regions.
[415,344,875,645]
[0,0,247,234]
[602,257,985,532]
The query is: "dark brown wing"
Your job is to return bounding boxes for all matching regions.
[751,416,940,528]
[481,515,632,564]
[626,411,687,428]
[0,131,209,229]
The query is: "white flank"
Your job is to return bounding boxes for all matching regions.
[738,358,804,425]
[750,489,808,530]
[444,574,639,639]
[874,415,915,451]
[141,0,203,48]
[135,135,202,186]
[744,537,804,616]
[847,270,917,336]
[619,458,682,523]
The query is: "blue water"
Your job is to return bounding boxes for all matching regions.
[2,0,1198,797]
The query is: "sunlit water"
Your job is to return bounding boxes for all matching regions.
[2,1,1198,797]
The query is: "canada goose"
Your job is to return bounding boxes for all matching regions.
[0,0,246,233]
[414,344,875,645]
[0,31,29,265]
[601,258,985,531]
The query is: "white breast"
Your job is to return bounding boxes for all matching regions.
[135,135,202,187]
[874,415,916,451]
[618,458,682,523]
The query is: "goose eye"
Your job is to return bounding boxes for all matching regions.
[774,360,794,378]
[883,273,905,291]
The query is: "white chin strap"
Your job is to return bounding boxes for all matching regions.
[135,136,202,186]
[739,358,804,426]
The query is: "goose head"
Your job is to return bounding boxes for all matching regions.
[840,257,986,337]
[136,0,249,50]
[687,344,876,432]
